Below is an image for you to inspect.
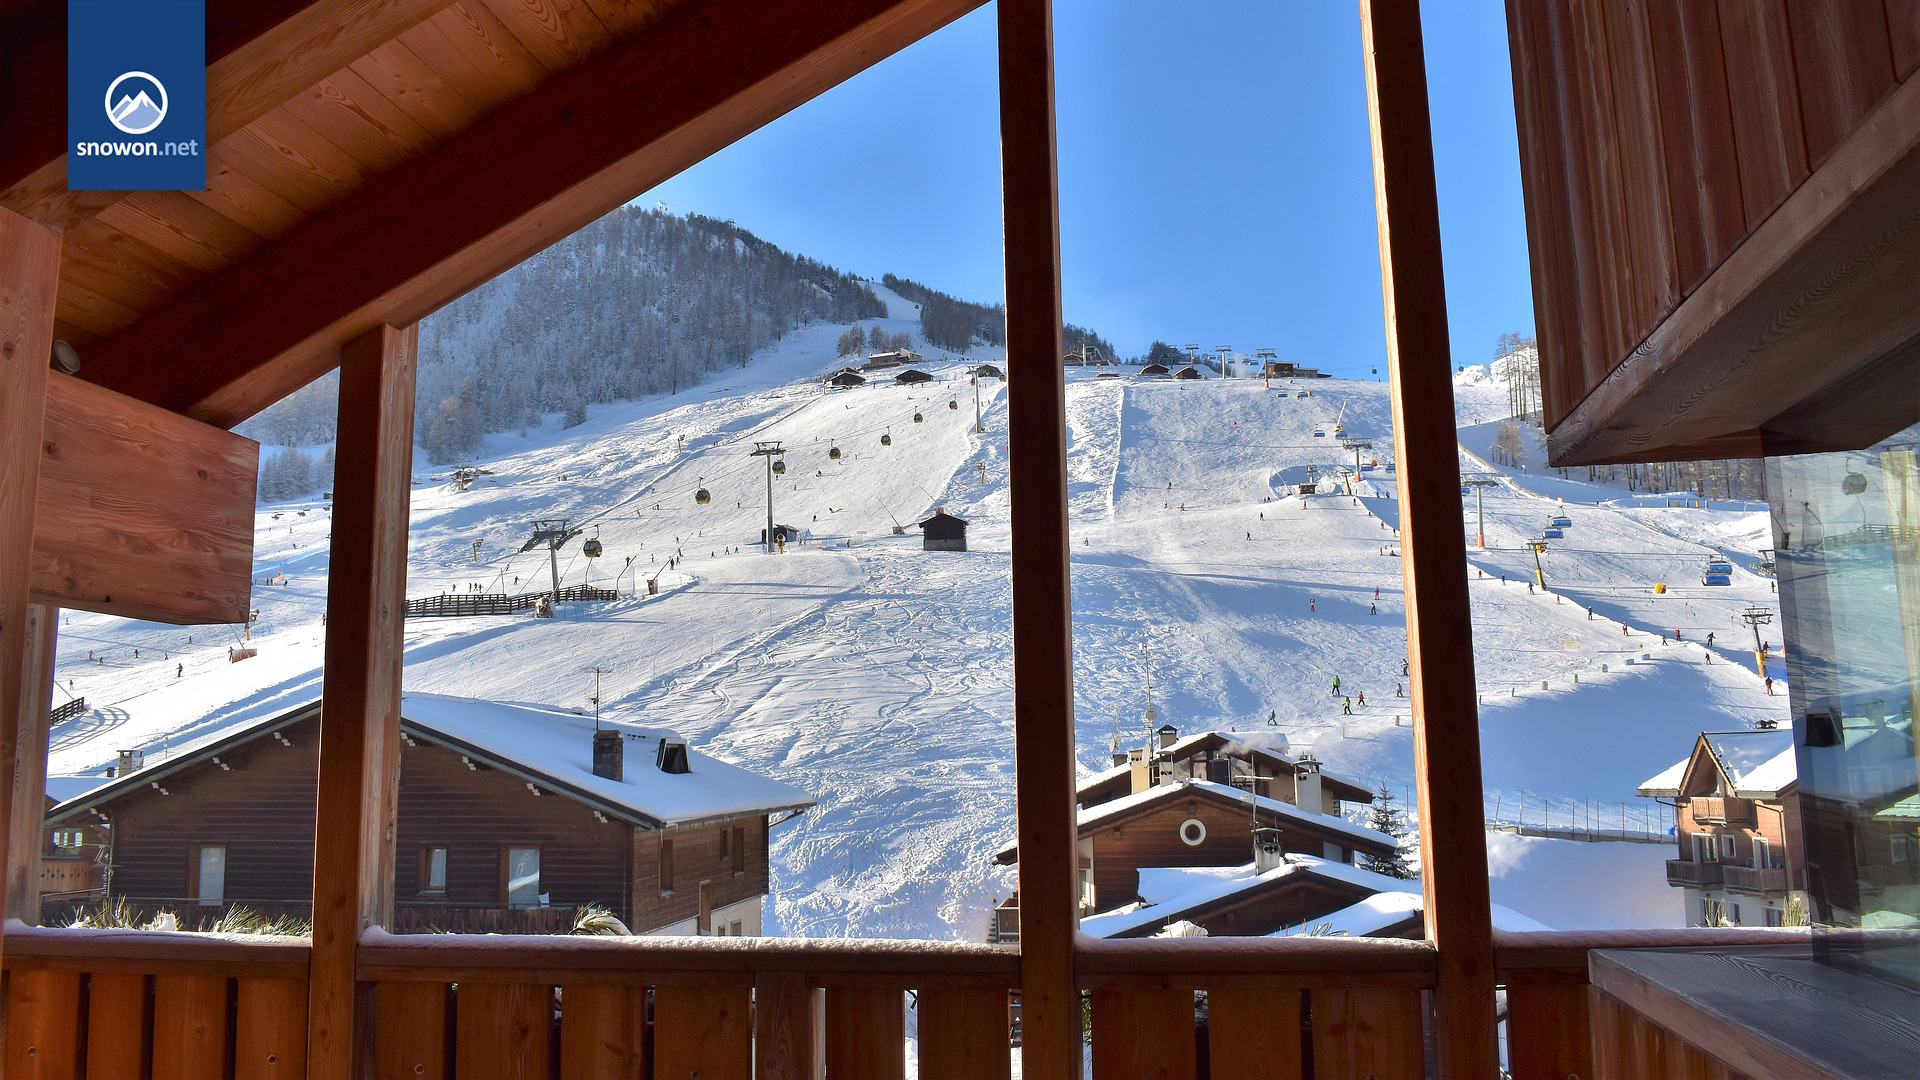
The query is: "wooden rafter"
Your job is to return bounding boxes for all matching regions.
[0,0,451,231]
[77,0,987,427]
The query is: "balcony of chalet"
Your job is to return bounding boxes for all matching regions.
[3,0,1917,1077]
[1664,859,1725,889]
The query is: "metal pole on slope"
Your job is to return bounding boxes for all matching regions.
[1742,605,1774,677]
[1463,476,1499,549]
[751,441,784,554]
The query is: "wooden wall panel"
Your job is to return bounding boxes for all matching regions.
[1505,976,1591,1080]
[85,972,152,1078]
[3,969,84,1078]
[752,971,820,1080]
[454,982,553,1079]
[6,604,55,922]
[1891,0,1920,79]
[1310,987,1424,1080]
[1206,986,1303,1080]
[916,987,1010,1080]
[1716,1,1809,230]
[1504,0,1580,427]
[152,973,231,1080]
[559,982,644,1079]
[653,983,751,1080]
[1565,0,1634,383]
[1647,0,1745,295]
[1786,1,1898,165]
[30,373,259,625]
[1090,986,1196,1080]
[1600,0,1679,337]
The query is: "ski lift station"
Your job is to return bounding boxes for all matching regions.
[917,510,968,552]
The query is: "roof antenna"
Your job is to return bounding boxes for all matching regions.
[586,666,613,730]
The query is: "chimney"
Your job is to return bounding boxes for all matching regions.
[1128,748,1149,794]
[1157,723,1179,749]
[593,729,623,782]
[1253,826,1285,874]
[1294,754,1324,815]
[656,739,691,774]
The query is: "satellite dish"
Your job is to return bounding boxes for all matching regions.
[1145,706,1158,721]
[50,340,81,374]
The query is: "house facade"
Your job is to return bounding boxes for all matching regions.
[1640,729,1804,928]
[46,695,812,936]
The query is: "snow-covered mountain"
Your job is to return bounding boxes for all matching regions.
[50,287,1786,936]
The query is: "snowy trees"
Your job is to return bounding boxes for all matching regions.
[257,447,316,502]
[838,325,867,357]
[1493,332,1541,421]
[1360,783,1416,879]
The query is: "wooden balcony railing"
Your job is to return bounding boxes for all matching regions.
[0,924,1807,1078]
[1721,865,1788,894]
[1687,797,1754,827]
[1666,858,1725,887]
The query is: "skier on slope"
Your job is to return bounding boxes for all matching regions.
[1342,697,1353,716]
[1331,676,1341,696]
[1357,691,1366,706]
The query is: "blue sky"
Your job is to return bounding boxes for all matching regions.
[638,1,1533,376]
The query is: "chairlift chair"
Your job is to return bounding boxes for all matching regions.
[1542,527,1564,538]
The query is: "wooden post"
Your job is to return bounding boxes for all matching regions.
[7,602,56,921]
[307,323,417,1078]
[997,0,1079,1075]
[1358,0,1500,1074]
[0,208,60,973]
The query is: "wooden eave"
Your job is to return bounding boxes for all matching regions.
[997,783,1395,865]
[4,0,986,428]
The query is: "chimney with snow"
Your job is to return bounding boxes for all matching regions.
[656,739,691,774]
[593,729,623,782]
[1157,723,1179,749]
[1294,754,1324,815]
[1253,826,1285,874]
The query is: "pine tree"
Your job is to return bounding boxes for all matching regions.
[1361,783,1416,879]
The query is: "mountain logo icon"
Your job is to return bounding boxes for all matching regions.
[105,71,168,135]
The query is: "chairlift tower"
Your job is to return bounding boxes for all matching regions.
[1462,476,1501,548]
[1340,436,1374,491]
[750,441,785,553]
[520,518,582,604]
[1740,606,1774,677]
[1527,537,1549,588]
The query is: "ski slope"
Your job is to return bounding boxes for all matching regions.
[49,299,1786,935]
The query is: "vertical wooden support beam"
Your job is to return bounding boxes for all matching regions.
[998,0,1078,1076]
[307,323,418,1078]
[0,208,60,973]
[7,602,55,924]
[1357,0,1500,1075]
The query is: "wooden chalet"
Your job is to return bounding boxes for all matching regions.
[917,510,968,552]
[862,348,921,370]
[2,0,1916,1076]
[1137,362,1172,377]
[1172,365,1205,380]
[892,367,934,385]
[43,695,811,937]
[1078,727,1374,812]
[973,363,1004,379]
[1639,729,1804,929]
[824,367,867,388]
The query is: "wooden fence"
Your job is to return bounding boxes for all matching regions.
[403,586,621,619]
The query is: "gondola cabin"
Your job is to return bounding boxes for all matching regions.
[828,446,841,461]
[881,433,892,447]
[582,538,603,558]
[771,459,787,476]
[948,400,958,410]
[696,488,712,505]
[914,412,924,424]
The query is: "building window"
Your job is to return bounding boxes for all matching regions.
[191,844,226,904]
[1765,907,1785,927]
[504,847,540,907]
[730,920,743,936]
[1730,903,1741,926]
[732,826,745,873]
[1179,818,1207,846]
[660,838,674,892]
[419,846,448,893]
[1719,833,1737,860]
[719,828,730,860]
[1893,835,1919,866]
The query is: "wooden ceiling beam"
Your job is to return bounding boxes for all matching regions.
[80,0,987,427]
[0,0,451,231]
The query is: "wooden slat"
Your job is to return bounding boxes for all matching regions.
[1536,0,1612,421]
[6,604,55,921]
[559,981,643,1080]
[1786,0,1898,166]
[1567,0,1637,371]
[401,2,548,119]
[347,39,487,144]
[357,934,1018,984]
[235,975,309,1080]
[1502,0,1580,426]
[85,971,153,1078]
[29,373,258,624]
[1089,986,1195,1080]
[1718,0,1810,228]
[372,980,451,1080]
[753,970,821,1080]
[1646,0,1745,295]
[81,0,990,427]
[307,323,418,1079]
[0,0,449,233]
[825,986,904,1079]
[152,973,232,1080]
[195,146,316,240]
[1892,0,1920,79]
[997,0,1077,1074]
[454,982,553,1079]
[92,191,269,277]
[281,70,442,177]
[479,0,618,74]
[1358,1,1499,1076]
[1504,975,1591,1080]
[916,987,1010,1080]
[653,983,751,1080]
[3,968,83,1078]
[1599,0,1680,339]
[224,109,377,216]
[1309,987,1424,1080]
[1205,986,1302,1080]
[578,0,668,37]
[0,209,59,988]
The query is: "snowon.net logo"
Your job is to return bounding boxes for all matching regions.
[68,2,205,191]
[105,72,168,135]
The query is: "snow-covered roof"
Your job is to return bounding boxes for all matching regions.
[48,694,813,830]
[1704,731,1797,797]
[1078,854,1416,939]
[1077,778,1394,851]
[45,775,114,804]
[1273,889,1552,938]
[1637,757,1690,798]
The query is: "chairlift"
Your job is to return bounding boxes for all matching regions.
[1702,572,1732,586]
[1542,527,1564,539]
[1312,427,1327,438]
[772,458,787,476]
[1550,516,1572,528]
[829,445,842,461]
[914,412,924,424]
